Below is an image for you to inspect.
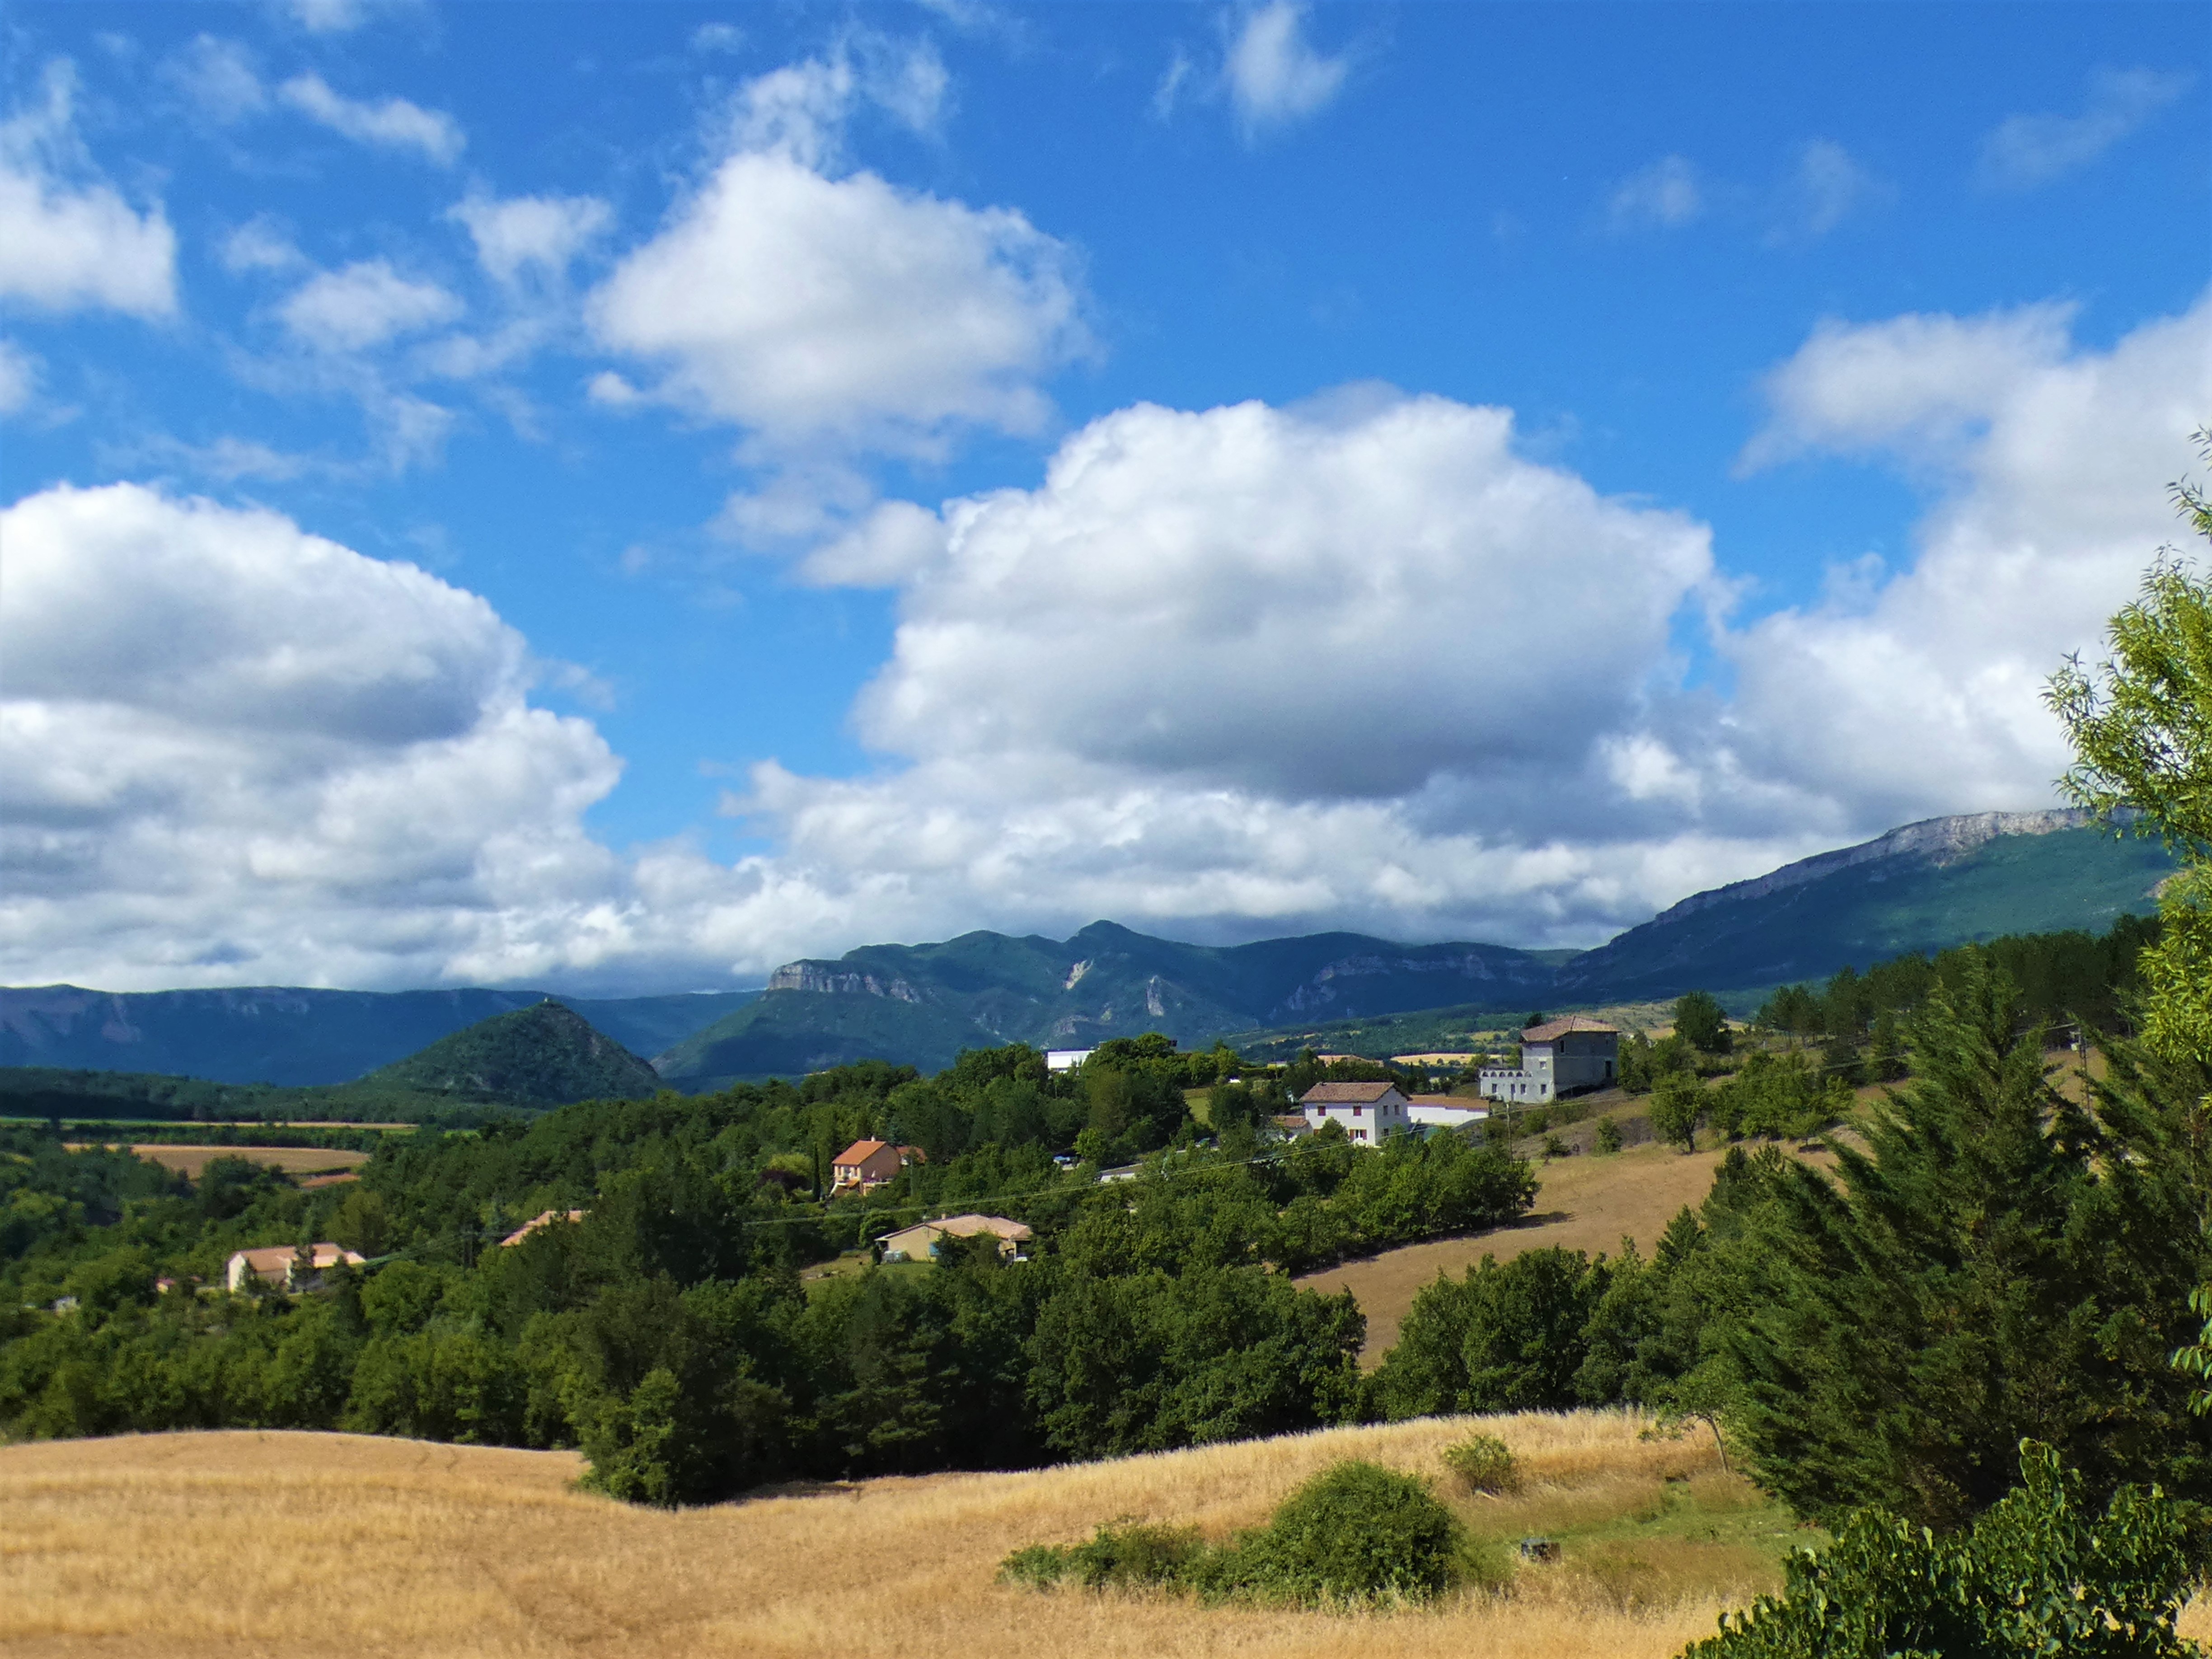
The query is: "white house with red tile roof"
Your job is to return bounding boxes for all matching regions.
[1298,1080,1409,1144]
[1477,1017,1619,1105]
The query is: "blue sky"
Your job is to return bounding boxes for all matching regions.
[3,0,2207,993]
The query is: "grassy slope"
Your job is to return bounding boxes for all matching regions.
[4,1414,1814,1659]
[1297,1132,1827,1365]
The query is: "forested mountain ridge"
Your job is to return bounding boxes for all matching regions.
[658,815,2172,1083]
[653,922,1568,1087]
[1552,815,2173,1002]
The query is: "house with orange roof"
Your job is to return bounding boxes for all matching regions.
[830,1139,922,1195]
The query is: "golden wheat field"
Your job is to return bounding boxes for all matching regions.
[1296,1141,1784,1361]
[61,1145,371,1179]
[3,1411,1794,1659]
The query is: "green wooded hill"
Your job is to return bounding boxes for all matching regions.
[651,921,1570,1088]
[362,1000,661,1106]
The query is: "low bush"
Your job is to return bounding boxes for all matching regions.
[1001,1520,1207,1591]
[1593,1116,1623,1154]
[1001,1458,1470,1608]
[1440,1431,1519,1495]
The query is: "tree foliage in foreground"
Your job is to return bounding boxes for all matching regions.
[1720,960,2212,1529]
[1683,1442,2202,1659]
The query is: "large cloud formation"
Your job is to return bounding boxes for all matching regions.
[3,295,2205,992]
[0,485,621,990]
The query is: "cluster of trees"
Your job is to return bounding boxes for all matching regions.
[0,1035,1536,1503]
[1380,956,2212,1534]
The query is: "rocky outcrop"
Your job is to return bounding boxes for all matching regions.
[765,962,925,1003]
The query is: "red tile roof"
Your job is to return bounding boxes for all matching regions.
[834,1139,892,1167]
[1300,1081,1401,1104]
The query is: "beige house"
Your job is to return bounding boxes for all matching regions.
[1299,1080,1411,1144]
[830,1139,922,1195]
[226,1243,365,1293]
[880,1214,1033,1262]
[500,1208,588,1247]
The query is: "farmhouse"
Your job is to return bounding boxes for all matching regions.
[879,1213,1033,1262]
[1299,1081,1410,1144]
[500,1208,587,1247]
[1476,1017,1619,1106]
[830,1139,923,1195]
[225,1243,366,1293]
[1045,1048,1094,1072]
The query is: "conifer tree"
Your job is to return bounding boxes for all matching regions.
[1718,959,2212,1529]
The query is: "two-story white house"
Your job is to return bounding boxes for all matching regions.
[1476,1017,1619,1106]
[1298,1080,1411,1144]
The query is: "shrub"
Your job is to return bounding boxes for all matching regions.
[1681,1443,2198,1659]
[1002,1459,1468,1608]
[1001,1520,1208,1591]
[1222,1460,1465,1605]
[1440,1431,1518,1495]
[1593,1116,1623,1154]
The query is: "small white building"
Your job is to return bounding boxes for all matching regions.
[1406,1094,1490,1130]
[1298,1081,1410,1145]
[1045,1048,1095,1072]
[1477,1017,1620,1106]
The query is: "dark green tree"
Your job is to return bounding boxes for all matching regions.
[1674,990,1734,1055]
[1719,958,2212,1529]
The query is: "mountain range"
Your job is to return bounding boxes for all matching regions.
[654,811,2173,1086]
[0,811,2173,1091]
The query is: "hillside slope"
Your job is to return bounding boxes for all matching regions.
[363,1001,661,1106]
[1554,814,2172,1002]
[656,921,1566,1087]
[0,1418,1772,1659]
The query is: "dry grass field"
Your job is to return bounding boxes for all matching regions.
[1,1411,1822,1659]
[1298,1140,1792,1362]
[61,1145,373,1180]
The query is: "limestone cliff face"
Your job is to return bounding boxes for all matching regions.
[1649,810,2099,926]
[765,963,925,1003]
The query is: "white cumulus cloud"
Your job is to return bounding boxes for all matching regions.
[1224,2,1353,135]
[279,71,464,166]
[1774,138,1887,242]
[0,62,177,319]
[0,483,624,992]
[1980,66,2192,190]
[448,192,612,286]
[1718,291,2212,830]
[279,260,462,351]
[590,150,1084,453]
